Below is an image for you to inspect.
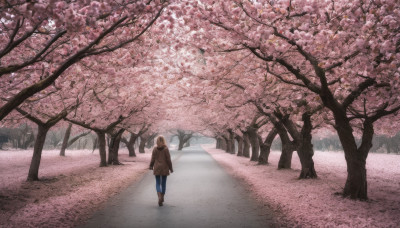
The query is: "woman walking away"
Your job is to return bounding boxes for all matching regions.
[149,136,173,206]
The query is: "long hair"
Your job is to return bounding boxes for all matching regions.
[156,135,167,147]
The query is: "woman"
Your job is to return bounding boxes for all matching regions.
[149,135,173,206]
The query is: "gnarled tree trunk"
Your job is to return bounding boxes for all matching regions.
[122,133,138,157]
[274,110,318,178]
[247,127,259,162]
[108,129,125,165]
[298,113,317,179]
[338,117,372,200]
[278,138,295,169]
[272,119,295,169]
[258,127,278,165]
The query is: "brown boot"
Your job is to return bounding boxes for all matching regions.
[157,192,163,206]
[161,193,165,203]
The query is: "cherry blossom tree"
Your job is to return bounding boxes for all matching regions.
[64,79,159,165]
[5,82,84,181]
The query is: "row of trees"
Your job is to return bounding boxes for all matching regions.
[162,0,400,201]
[0,0,177,181]
[0,0,206,182]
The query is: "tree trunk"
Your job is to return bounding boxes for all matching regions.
[297,113,317,178]
[274,110,318,178]
[278,136,295,169]
[122,134,138,157]
[96,131,107,167]
[247,127,259,162]
[222,136,230,153]
[178,133,193,151]
[337,117,372,200]
[242,132,250,158]
[108,129,125,165]
[228,129,235,154]
[269,116,295,169]
[235,135,244,156]
[294,113,316,178]
[27,125,49,181]
[216,137,227,150]
[128,134,137,157]
[343,157,368,200]
[178,135,185,150]
[258,128,278,165]
[113,131,123,164]
[60,123,72,156]
[139,135,147,153]
[220,136,228,152]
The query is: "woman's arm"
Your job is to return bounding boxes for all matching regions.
[149,148,155,170]
[166,148,173,173]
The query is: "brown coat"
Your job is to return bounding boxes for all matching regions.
[150,146,173,176]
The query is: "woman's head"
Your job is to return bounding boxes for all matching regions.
[156,135,167,148]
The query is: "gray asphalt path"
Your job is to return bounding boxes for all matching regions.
[78,146,277,228]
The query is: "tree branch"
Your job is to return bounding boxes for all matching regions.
[67,131,91,147]
[324,50,361,72]
[0,14,135,121]
[342,78,375,108]
[0,19,42,59]
[370,104,400,123]
[84,6,165,57]
[0,29,67,77]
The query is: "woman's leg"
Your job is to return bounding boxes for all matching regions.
[155,175,163,206]
[155,175,161,193]
[161,176,167,194]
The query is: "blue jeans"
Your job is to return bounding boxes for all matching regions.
[155,175,167,194]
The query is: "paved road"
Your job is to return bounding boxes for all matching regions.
[78,146,276,228]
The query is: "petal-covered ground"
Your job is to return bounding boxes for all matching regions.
[0,149,151,228]
[203,145,400,228]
